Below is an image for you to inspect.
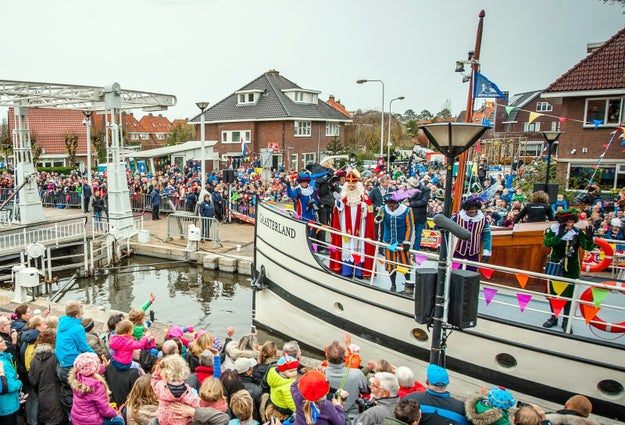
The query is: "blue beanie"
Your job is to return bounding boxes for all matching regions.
[488,386,516,410]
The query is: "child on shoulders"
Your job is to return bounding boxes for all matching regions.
[108,319,153,371]
[151,354,200,425]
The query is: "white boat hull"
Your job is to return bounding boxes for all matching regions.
[252,202,625,420]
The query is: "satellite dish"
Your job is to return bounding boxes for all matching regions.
[26,243,45,259]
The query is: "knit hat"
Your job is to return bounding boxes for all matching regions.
[426,364,449,387]
[234,357,257,374]
[555,209,579,223]
[73,352,100,377]
[487,386,516,410]
[298,370,330,401]
[276,355,299,372]
[81,318,95,333]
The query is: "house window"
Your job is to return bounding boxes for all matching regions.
[291,153,299,171]
[584,98,623,126]
[326,122,340,136]
[130,133,139,140]
[294,121,311,137]
[303,153,316,165]
[536,102,552,112]
[551,121,558,132]
[238,92,257,105]
[523,122,541,132]
[221,130,251,144]
[156,134,166,140]
[248,93,254,102]
[140,134,149,140]
[569,163,622,190]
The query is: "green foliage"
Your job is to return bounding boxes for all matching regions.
[167,121,195,146]
[326,136,344,156]
[417,110,433,120]
[514,160,575,205]
[64,132,79,167]
[90,128,107,163]
[38,166,75,175]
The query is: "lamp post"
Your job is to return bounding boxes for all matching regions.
[357,79,385,157]
[541,130,562,188]
[387,96,405,168]
[419,122,489,366]
[196,101,209,198]
[82,111,93,188]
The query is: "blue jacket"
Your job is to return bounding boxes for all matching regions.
[0,352,22,415]
[55,316,94,367]
[151,189,161,206]
[199,200,215,218]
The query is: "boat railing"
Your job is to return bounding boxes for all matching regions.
[278,208,625,337]
[0,217,87,252]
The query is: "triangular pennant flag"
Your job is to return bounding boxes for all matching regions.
[387,242,398,252]
[504,106,518,115]
[558,116,567,123]
[549,298,568,318]
[307,220,316,226]
[528,112,542,123]
[583,305,600,324]
[483,287,498,305]
[397,266,408,274]
[311,243,318,252]
[551,280,569,296]
[602,144,609,148]
[327,244,337,253]
[592,119,603,129]
[515,273,529,289]
[415,254,427,265]
[293,214,301,219]
[481,118,492,128]
[352,254,361,264]
[475,141,482,153]
[479,267,495,279]
[378,258,384,265]
[451,262,460,270]
[591,287,609,307]
[516,293,532,312]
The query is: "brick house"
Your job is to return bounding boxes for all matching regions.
[543,26,625,191]
[189,69,352,171]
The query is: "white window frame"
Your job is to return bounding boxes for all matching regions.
[156,134,166,140]
[536,102,552,112]
[303,153,316,165]
[325,122,340,136]
[221,130,251,144]
[583,97,623,127]
[291,153,299,171]
[140,134,149,140]
[130,133,139,140]
[294,121,311,137]
[523,122,541,132]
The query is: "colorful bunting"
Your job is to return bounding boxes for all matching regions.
[327,244,337,253]
[451,262,460,270]
[504,106,518,115]
[415,255,428,265]
[582,305,601,324]
[479,267,495,279]
[528,112,543,123]
[591,287,609,307]
[551,280,569,296]
[311,243,318,252]
[558,116,567,123]
[549,298,568,318]
[483,287,497,305]
[516,293,532,312]
[592,119,603,128]
[397,266,408,274]
[387,242,398,252]
[515,273,529,289]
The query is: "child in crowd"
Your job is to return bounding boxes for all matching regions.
[229,389,259,425]
[125,374,159,425]
[266,355,299,418]
[129,292,156,340]
[68,352,124,425]
[151,354,200,425]
[108,319,154,371]
[199,376,229,412]
[465,386,517,425]
[291,369,345,425]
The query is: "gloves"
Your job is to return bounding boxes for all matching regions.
[482,256,490,263]
[585,226,594,240]
[557,224,567,237]
[402,242,411,253]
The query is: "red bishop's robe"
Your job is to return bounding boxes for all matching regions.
[329,194,376,278]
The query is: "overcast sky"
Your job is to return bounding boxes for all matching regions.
[2,0,624,121]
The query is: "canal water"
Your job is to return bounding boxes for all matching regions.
[56,256,279,344]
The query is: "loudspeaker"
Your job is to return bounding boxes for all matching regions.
[447,269,480,329]
[414,268,437,324]
[533,183,559,205]
[223,169,235,184]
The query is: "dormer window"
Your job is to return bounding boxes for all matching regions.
[282,88,320,104]
[236,90,262,105]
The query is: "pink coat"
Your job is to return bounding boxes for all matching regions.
[109,334,150,364]
[68,369,118,425]
[151,371,199,425]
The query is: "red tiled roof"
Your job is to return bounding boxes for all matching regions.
[326,96,352,118]
[139,114,172,133]
[546,26,625,93]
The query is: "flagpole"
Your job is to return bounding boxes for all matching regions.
[452,9,485,213]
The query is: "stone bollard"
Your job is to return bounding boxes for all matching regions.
[219,257,237,273]
[202,254,220,270]
[237,259,252,276]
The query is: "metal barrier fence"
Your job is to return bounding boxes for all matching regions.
[166,213,221,248]
[131,193,192,214]
[0,217,87,252]
[91,215,144,236]
[40,191,82,208]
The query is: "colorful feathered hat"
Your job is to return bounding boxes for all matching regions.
[555,208,579,223]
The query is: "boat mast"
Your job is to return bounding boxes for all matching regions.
[451,10,485,213]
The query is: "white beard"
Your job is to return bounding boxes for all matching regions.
[342,182,365,206]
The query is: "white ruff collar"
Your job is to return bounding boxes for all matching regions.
[459,209,484,222]
[385,203,407,217]
[299,185,314,196]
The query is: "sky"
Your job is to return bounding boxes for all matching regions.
[2,0,624,122]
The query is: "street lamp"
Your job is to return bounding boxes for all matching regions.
[419,122,489,366]
[387,96,405,167]
[542,130,562,187]
[196,101,209,198]
[357,79,385,157]
[82,111,93,189]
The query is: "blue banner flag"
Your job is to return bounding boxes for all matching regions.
[473,72,507,100]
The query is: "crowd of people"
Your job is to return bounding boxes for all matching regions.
[0,301,603,425]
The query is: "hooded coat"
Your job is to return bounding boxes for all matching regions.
[464,393,511,425]
[67,366,118,425]
[546,411,599,425]
[151,370,200,425]
[28,343,67,425]
[55,315,94,367]
[0,351,22,416]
